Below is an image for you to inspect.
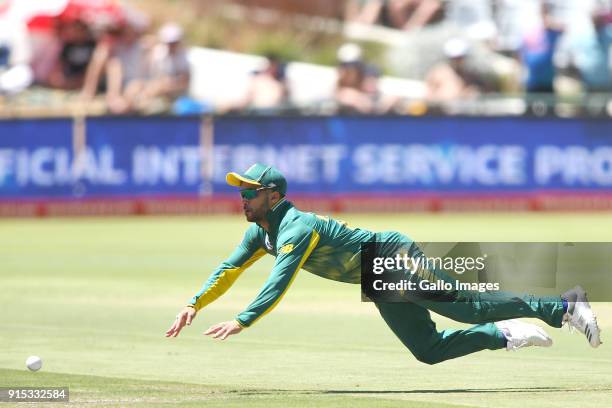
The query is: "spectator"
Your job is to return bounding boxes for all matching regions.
[345,0,443,31]
[520,1,564,93]
[105,18,150,114]
[80,10,150,114]
[425,38,484,102]
[137,22,191,112]
[335,43,399,114]
[334,43,373,113]
[467,21,522,94]
[0,14,33,95]
[568,6,612,92]
[234,53,290,112]
[588,7,612,90]
[79,26,113,103]
[362,64,402,113]
[44,19,97,90]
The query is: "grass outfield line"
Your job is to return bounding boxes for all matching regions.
[1,213,612,407]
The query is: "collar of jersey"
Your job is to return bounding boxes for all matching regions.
[262,198,291,237]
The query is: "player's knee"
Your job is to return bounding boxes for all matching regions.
[414,353,444,365]
[412,348,444,365]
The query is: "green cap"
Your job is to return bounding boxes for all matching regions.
[226,163,287,195]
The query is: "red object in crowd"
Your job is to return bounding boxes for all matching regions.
[27,0,124,32]
[0,1,10,15]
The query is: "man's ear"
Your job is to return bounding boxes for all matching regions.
[269,190,281,205]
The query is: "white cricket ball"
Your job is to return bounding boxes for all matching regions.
[26,356,42,372]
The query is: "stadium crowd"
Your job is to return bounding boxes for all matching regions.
[0,0,610,116]
[1,1,190,115]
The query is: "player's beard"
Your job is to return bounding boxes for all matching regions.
[244,201,269,223]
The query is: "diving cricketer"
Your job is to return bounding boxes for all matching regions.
[166,164,601,364]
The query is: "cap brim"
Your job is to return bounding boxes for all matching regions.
[226,172,262,189]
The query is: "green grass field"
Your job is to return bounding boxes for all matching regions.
[1,213,612,407]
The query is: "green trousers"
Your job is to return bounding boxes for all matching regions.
[375,292,565,365]
[373,232,566,365]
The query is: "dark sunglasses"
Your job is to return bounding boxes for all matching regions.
[240,187,270,200]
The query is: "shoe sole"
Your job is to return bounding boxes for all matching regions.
[573,290,602,348]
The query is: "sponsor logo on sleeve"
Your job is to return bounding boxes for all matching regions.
[278,243,294,254]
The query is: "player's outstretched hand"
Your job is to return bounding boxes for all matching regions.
[204,320,243,340]
[165,306,197,338]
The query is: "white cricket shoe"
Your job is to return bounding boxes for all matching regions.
[495,319,553,351]
[562,285,602,348]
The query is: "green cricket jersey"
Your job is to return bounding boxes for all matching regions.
[189,198,379,328]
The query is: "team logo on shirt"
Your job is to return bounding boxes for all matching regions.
[265,234,273,251]
[278,243,294,254]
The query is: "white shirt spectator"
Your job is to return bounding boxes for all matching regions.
[112,40,148,84]
[150,43,189,79]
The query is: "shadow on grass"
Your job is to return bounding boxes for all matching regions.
[324,387,612,394]
[231,386,612,396]
[3,368,610,400]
